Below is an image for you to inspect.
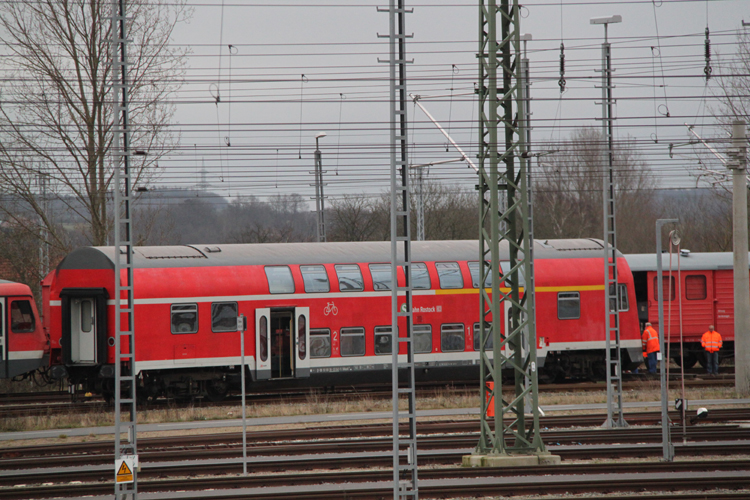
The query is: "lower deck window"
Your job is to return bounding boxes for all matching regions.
[340,327,365,356]
[558,292,580,319]
[414,325,432,353]
[441,323,465,352]
[310,329,331,358]
[171,304,198,334]
[211,302,238,332]
[473,322,493,350]
[374,326,393,355]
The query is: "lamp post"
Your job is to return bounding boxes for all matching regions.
[314,132,327,242]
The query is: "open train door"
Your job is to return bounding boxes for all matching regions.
[294,307,310,378]
[255,308,271,380]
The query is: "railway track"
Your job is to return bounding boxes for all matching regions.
[0,373,736,419]
[1,426,749,499]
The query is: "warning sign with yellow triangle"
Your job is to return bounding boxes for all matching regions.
[115,458,134,483]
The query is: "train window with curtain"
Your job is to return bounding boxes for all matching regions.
[335,265,364,292]
[686,275,707,300]
[10,300,35,333]
[340,327,365,356]
[441,323,465,352]
[171,304,198,334]
[265,266,295,294]
[300,265,330,293]
[211,302,238,332]
[310,329,331,358]
[473,322,493,350]
[414,324,432,353]
[369,264,392,291]
[374,326,394,355]
[468,262,492,288]
[558,292,580,319]
[436,262,463,289]
[652,276,676,300]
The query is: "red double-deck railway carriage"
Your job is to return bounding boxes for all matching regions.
[43,239,641,399]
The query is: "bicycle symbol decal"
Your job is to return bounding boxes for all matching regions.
[324,301,339,316]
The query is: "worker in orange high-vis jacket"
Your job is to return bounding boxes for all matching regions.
[701,325,723,376]
[642,322,660,374]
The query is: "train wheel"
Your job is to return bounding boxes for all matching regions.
[205,379,229,402]
[673,352,698,369]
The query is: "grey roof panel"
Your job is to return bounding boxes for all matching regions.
[57,239,617,271]
[624,252,747,272]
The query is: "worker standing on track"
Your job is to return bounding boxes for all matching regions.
[642,322,660,374]
[701,325,723,376]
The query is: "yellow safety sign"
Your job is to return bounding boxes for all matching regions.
[115,458,134,483]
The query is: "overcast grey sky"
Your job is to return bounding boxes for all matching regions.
[161,0,749,204]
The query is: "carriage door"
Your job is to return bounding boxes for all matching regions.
[71,298,96,364]
[295,307,310,378]
[254,308,271,380]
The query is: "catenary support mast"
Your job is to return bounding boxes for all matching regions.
[379,0,418,497]
[112,0,138,498]
[466,0,549,465]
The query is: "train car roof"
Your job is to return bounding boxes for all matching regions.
[55,238,616,271]
[0,280,33,296]
[624,252,749,272]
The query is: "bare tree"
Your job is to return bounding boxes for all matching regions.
[328,195,383,242]
[534,127,657,253]
[0,0,190,251]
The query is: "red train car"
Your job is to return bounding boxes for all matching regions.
[625,252,745,367]
[43,239,641,400]
[0,280,48,379]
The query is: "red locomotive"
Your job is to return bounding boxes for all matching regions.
[626,251,744,368]
[39,238,642,400]
[0,280,48,379]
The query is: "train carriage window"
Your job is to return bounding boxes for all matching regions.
[211,302,238,332]
[407,263,431,290]
[468,262,492,289]
[414,325,432,353]
[653,276,676,301]
[558,292,580,320]
[340,327,365,356]
[171,304,198,334]
[259,316,268,361]
[10,300,35,333]
[374,326,394,355]
[441,323,465,352]
[473,322,494,350]
[265,266,295,294]
[607,284,630,312]
[500,261,526,287]
[300,265,330,293]
[297,314,307,360]
[310,329,331,358]
[686,275,707,300]
[369,264,392,291]
[335,265,364,292]
[436,262,463,289]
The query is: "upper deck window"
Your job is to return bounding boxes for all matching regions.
[686,275,707,300]
[407,263,431,289]
[468,261,492,288]
[369,264,392,291]
[436,262,463,289]
[10,300,35,333]
[265,266,295,294]
[558,292,580,319]
[300,265,330,293]
[335,264,364,292]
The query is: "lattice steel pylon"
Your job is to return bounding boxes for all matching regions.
[379,0,418,497]
[112,0,138,498]
[466,0,549,465]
